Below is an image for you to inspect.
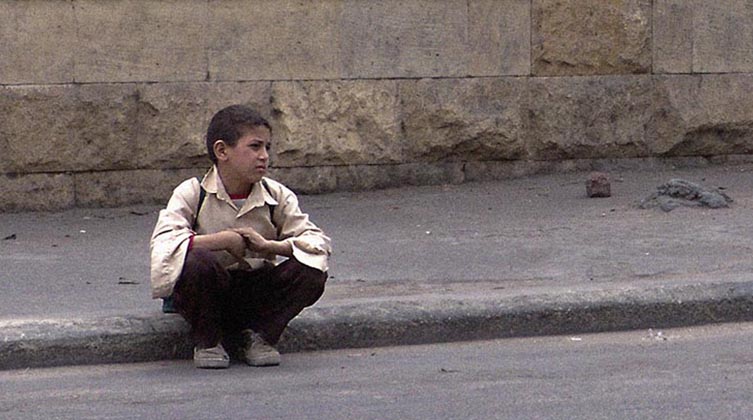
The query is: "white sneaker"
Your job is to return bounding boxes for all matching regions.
[193,343,230,369]
[241,330,280,366]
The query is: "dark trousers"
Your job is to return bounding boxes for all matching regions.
[173,248,327,348]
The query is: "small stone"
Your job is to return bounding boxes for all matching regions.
[586,172,611,198]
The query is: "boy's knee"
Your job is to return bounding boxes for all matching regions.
[301,268,327,305]
[179,248,229,291]
[183,248,220,275]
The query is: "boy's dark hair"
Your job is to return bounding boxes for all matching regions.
[205,104,272,163]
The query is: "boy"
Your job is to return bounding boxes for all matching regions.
[150,105,331,369]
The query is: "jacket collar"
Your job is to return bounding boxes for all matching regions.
[201,166,277,214]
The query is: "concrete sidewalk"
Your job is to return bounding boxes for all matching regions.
[2,162,753,369]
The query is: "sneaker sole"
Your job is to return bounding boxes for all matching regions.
[245,354,281,367]
[194,358,230,369]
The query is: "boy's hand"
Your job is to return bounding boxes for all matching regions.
[230,227,268,253]
[230,228,293,258]
[222,230,247,261]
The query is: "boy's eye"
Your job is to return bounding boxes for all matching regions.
[248,141,271,151]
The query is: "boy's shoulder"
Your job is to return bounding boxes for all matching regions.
[175,176,202,195]
[260,176,295,197]
[165,177,202,209]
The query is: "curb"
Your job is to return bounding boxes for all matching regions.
[2,281,753,370]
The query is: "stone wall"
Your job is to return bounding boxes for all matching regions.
[3,0,753,210]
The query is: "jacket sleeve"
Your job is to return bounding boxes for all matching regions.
[272,182,332,273]
[149,178,201,299]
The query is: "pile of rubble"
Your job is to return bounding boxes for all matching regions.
[639,179,733,212]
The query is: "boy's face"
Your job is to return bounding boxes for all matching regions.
[218,125,271,186]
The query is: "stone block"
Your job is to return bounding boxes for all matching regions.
[270,80,401,167]
[0,173,74,212]
[655,1,753,74]
[532,0,651,76]
[692,1,753,73]
[203,82,274,121]
[73,84,141,170]
[528,76,655,160]
[0,81,275,174]
[340,0,469,78]
[653,0,693,73]
[0,84,139,173]
[467,0,531,76]
[0,85,70,173]
[464,160,547,182]
[332,163,465,191]
[399,77,527,162]
[267,166,338,195]
[134,82,272,169]
[209,0,341,81]
[74,169,203,208]
[0,1,75,84]
[74,0,208,83]
[270,163,463,194]
[134,83,212,170]
[465,158,679,183]
[652,74,753,157]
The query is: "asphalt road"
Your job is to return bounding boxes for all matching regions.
[2,322,753,419]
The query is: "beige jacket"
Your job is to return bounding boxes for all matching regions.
[150,166,331,299]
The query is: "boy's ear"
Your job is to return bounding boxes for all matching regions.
[213,140,228,161]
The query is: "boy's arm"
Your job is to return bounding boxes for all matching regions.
[150,178,204,298]
[230,227,293,257]
[264,181,331,272]
[191,230,248,262]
